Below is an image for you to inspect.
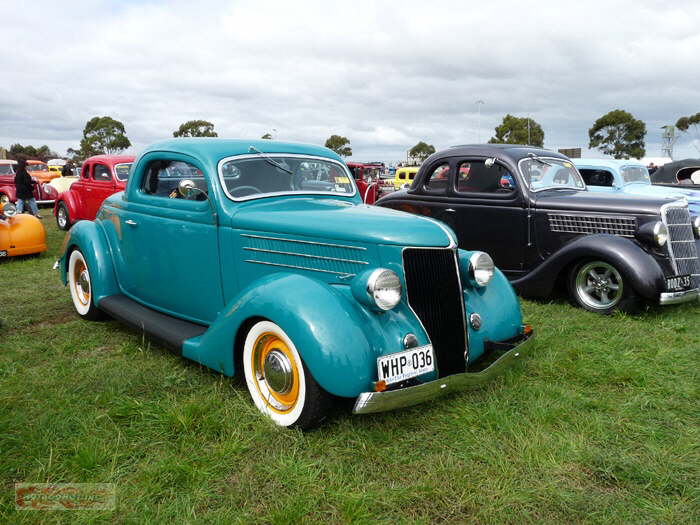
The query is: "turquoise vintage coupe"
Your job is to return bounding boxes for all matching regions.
[56,139,533,429]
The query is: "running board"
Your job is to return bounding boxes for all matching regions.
[99,295,208,354]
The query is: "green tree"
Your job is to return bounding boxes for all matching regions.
[173,119,218,138]
[7,144,58,161]
[79,116,131,156]
[588,109,646,159]
[489,114,544,147]
[324,135,352,157]
[676,112,700,153]
[409,141,436,162]
[261,133,273,140]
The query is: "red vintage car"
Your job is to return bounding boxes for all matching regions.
[0,159,60,205]
[53,155,134,230]
[346,162,385,204]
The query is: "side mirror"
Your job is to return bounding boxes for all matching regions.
[178,179,197,198]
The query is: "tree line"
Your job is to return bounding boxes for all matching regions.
[4,110,699,163]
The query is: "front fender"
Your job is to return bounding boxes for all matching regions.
[0,184,17,202]
[183,272,427,398]
[512,234,665,300]
[58,220,119,304]
[54,190,80,219]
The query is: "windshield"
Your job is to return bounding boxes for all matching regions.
[620,165,651,184]
[0,164,14,175]
[26,164,48,172]
[520,158,586,192]
[114,163,132,181]
[219,155,355,200]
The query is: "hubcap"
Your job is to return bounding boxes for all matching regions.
[58,208,66,226]
[575,261,623,309]
[252,333,300,413]
[73,260,90,306]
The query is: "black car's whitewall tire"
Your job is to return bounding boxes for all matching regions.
[243,320,330,429]
[68,250,104,320]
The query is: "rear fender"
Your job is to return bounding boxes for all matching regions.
[512,234,665,300]
[59,220,119,304]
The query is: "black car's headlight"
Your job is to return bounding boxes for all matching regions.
[637,221,668,248]
[468,251,494,287]
[352,268,402,311]
[692,216,700,239]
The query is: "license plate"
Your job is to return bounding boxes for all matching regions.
[667,274,692,291]
[0,250,6,257]
[377,345,435,385]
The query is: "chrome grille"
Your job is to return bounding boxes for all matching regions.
[548,214,636,237]
[402,248,467,377]
[661,204,700,287]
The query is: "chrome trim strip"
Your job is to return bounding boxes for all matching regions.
[240,233,367,251]
[244,258,355,277]
[353,331,534,414]
[659,288,699,305]
[217,153,358,202]
[242,247,368,265]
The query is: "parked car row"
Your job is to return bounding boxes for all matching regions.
[48,139,699,430]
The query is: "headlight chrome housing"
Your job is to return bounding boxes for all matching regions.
[653,221,669,247]
[366,268,402,310]
[637,220,668,248]
[468,251,494,287]
[692,216,700,239]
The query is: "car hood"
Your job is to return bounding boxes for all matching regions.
[231,197,454,247]
[534,189,676,216]
[620,183,700,201]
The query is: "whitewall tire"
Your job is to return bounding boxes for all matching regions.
[68,250,104,320]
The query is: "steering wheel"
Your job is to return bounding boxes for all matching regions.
[230,185,262,198]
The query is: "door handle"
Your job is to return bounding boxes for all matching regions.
[125,219,137,226]
[445,208,456,212]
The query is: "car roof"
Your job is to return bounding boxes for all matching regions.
[140,138,342,164]
[438,144,570,163]
[573,158,645,169]
[0,159,17,164]
[84,154,135,165]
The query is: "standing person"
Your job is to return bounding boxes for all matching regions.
[14,158,41,218]
[61,160,73,178]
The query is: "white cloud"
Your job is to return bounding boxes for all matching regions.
[1,0,699,160]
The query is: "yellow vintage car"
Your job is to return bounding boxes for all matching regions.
[394,166,419,189]
[0,196,47,258]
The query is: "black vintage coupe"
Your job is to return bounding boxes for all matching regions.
[377,145,700,314]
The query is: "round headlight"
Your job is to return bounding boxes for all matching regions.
[367,268,402,310]
[3,202,17,217]
[653,222,669,247]
[469,251,494,287]
[692,216,700,239]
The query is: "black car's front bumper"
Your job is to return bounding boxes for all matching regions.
[352,330,534,415]
[659,287,699,305]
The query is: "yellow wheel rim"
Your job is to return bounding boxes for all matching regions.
[73,258,90,306]
[251,332,300,413]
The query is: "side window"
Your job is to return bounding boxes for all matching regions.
[92,164,112,182]
[423,163,450,193]
[82,165,90,179]
[579,169,614,187]
[141,159,208,200]
[399,172,405,180]
[456,160,516,194]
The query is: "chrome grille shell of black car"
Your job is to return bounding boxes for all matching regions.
[661,203,700,287]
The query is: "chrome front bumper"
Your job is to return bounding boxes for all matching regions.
[352,331,534,415]
[659,287,699,305]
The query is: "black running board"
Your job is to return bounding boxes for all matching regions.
[99,295,208,354]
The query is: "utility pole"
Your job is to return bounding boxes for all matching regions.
[527,114,531,145]
[475,100,485,142]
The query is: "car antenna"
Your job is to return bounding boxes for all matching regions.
[249,146,293,175]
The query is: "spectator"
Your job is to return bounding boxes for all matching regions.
[14,158,41,218]
[647,162,657,175]
[61,160,73,178]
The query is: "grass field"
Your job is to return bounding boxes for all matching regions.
[1,218,698,524]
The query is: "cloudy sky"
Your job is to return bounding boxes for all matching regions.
[2,0,699,162]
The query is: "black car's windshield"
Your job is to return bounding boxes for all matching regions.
[114,163,132,181]
[520,158,586,192]
[620,165,651,184]
[220,155,356,200]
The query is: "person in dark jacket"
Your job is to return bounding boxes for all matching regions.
[61,161,73,178]
[14,158,41,217]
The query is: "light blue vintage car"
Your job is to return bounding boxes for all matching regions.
[56,139,533,429]
[573,158,700,216]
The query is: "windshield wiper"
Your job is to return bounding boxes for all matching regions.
[248,146,293,175]
[527,152,553,167]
